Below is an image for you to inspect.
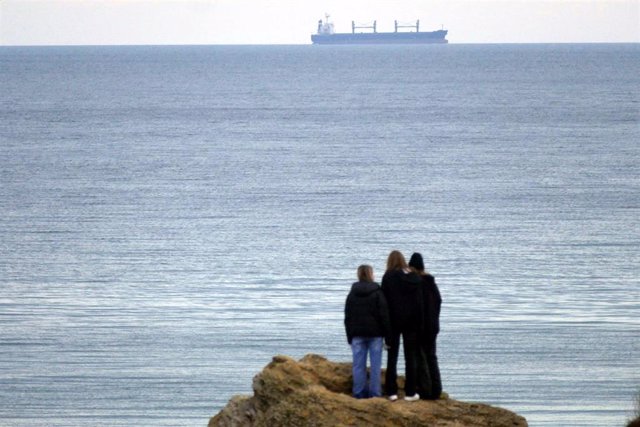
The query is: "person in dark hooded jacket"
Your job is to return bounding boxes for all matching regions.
[381,250,423,401]
[409,252,443,400]
[344,264,391,398]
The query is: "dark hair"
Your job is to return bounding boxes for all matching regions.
[408,252,425,272]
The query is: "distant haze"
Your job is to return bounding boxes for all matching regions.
[1,0,638,45]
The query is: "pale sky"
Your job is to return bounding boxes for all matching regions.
[0,0,638,45]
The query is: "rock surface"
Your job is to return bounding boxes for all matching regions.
[209,354,528,427]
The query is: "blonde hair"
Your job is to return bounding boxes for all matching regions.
[386,250,408,272]
[357,264,374,283]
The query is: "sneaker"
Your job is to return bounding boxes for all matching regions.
[388,394,398,401]
[404,393,420,402]
[439,391,449,400]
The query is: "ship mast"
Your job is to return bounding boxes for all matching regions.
[317,14,334,35]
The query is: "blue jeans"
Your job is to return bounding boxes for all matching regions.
[351,336,383,398]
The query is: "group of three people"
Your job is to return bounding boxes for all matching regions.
[344,250,442,401]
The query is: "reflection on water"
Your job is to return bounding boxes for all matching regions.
[1,44,639,426]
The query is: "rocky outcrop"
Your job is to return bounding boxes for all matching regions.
[209,354,528,427]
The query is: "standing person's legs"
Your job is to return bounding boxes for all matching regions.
[402,331,419,397]
[385,332,400,397]
[368,337,384,397]
[416,340,432,399]
[351,337,368,398]
[426,334,442,398]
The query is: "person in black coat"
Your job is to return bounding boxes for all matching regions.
[344,264,391,398]
[409,252,443,400]
[381,250,423,401]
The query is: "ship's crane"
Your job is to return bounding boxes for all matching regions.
[394,20,420,33]
[351,21,377,34]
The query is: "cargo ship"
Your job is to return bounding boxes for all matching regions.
[311,15,448,45]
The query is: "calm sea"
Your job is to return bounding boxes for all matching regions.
[0,44,638,426]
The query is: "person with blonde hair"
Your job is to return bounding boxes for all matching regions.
[381,250,423,402]
[344,264,391,398]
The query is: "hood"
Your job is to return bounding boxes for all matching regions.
[387,270,421,294]
[350,281,381,297]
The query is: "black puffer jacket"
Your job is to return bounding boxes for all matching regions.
[344,281,391,344]
[381,269,423,332]
[419,273,442,336]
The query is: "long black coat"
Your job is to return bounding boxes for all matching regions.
[381,269,423,333]
[419,273,442,337]
[344,281,391,344]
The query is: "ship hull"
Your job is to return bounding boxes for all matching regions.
[311,30,448,45]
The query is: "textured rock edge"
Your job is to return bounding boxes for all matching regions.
[209,354,528,427]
